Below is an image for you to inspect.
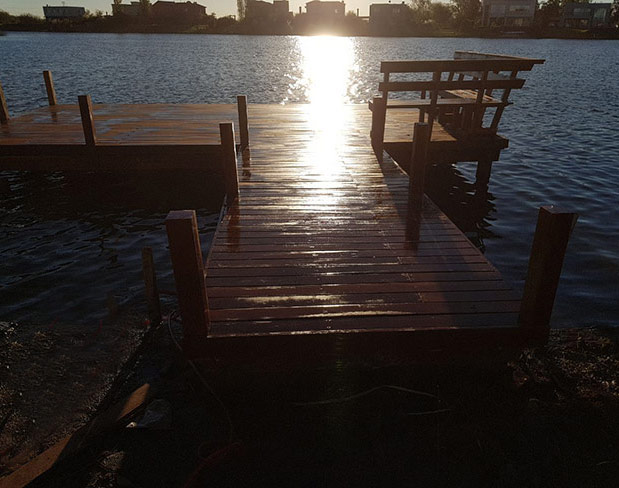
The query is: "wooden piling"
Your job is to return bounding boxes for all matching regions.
[476,159,493,187]
[371,96,387,162]
[77,95,97,146]
[407,123,430,241]
[220,122,239,206]
[237,95,249,151]
[0,80,9,125]
[141,247,161,325]
[519,206,578,344]
[165,210,209,345]
[43,70,57,106]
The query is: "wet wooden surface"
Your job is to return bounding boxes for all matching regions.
[203,103,521,341]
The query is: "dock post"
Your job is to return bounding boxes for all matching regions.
[43,70,57,106]
[476,158,493,188]
[0,80,9,125]
[220,122,239,206]
[237,95,249,151]
[519,206,578,344]
[78,95,97,146]
[371,96,386,163]
[141,247,161,325]
[407,123,430,241]
[165,210,210,346]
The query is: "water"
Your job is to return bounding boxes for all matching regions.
[1,32,618,328]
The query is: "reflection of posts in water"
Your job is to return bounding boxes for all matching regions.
[165,210,210,346]
[236,95,250,151]
[0,79,9,124]
[219,122,239,207]
[406,123,430,242]
[78,95,97,146]
[43,70,57,106]
[519,206,578,344]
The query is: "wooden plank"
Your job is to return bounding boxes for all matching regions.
[379,79,525,93]
[0,384,152,488]
[381,58,543,74]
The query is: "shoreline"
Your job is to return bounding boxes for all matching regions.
[1,322,617,485]
[2,26,619,40]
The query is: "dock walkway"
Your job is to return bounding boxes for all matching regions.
[168,104,528,364]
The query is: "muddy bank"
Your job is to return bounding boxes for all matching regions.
[0,310,152,475]
[3,324,617,487]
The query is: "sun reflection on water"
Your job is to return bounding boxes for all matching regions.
[296,35,356,192]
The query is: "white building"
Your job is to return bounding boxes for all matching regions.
[481,0,536,27]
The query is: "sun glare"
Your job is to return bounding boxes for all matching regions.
[297,36,355,180]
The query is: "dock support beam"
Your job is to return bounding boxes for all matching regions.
[43,70,57,106]
[141,247,161,325]
[519,206,578,344]
[476,158,493,188]
[78,95,97,146]
[220,122,239,206]
[165,210,209,347]
[371,96,386,163]
[407,123,430,241]
[237,95,249,151]
[0,80,9,125]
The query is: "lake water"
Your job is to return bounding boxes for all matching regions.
[1,32,618,329]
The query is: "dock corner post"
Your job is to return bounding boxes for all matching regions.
[236,95,249,151]
[371,96,386,163]
[77,94,97,146]
[43,70,57,106]
[0,80,9,125]
[407,122,430,241]
[519,206,578,345]
[220,122,239,206]
[165,210,210,346]
[141,246,161,325]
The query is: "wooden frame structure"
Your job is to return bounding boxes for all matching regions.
[370,51,544,185]
[0,71,250,172]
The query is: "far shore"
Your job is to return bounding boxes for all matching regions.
[2,23,619,40]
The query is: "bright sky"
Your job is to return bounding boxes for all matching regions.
[0,0,388,18]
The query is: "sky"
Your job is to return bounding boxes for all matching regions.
[0,0,388,19]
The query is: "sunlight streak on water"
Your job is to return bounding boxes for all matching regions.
[297,36,354,183]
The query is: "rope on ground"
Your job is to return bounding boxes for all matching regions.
[292,384,438,406]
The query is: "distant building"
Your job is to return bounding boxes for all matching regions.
[151,1,207,23]
[562,3,612,28]
[305,1,345,23]
[481,0,536,27]
[245,0,291,21]
[43,5,86,20]
[111,1,141,17]
[369,3,411,31]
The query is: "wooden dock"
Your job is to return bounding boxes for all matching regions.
[163,103,576,365]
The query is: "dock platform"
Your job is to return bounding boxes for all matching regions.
[162,103,573,365]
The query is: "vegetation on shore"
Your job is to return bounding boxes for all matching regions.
[1,0,618,39]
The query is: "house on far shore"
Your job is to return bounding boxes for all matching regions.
[151,1,207,23]
[111,1,141,17]
[245,0,292,22]
[369,2,411,33]
[480,0,535,27]
[305,0,346,24]
[43,5,86,20]
[561,3,612,29]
